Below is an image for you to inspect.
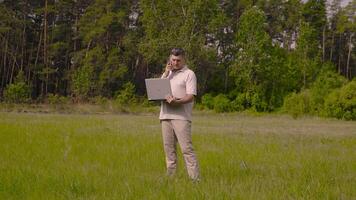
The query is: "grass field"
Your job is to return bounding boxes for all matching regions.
[0,111,355,199]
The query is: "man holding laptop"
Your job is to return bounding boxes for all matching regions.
[158,48,199,181]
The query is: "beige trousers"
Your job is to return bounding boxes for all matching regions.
[161,119,199,180]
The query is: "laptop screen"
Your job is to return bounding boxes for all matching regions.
[145,78,172,100]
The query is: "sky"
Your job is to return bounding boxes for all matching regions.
[0,0,352,7]
[0,0,352,9]
[337,0,352,7]
[303,0,352,7]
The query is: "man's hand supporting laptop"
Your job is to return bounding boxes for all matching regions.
[165,94,194,105]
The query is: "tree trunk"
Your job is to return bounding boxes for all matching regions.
[43,0,48,96]
[74,14,78,52]
[322,26,325,62]
[35,28,43,69]
[1,34,8,89]
[224,65,229,92]
[338,33,341,74]
[9,46,19,84]
[85,40,92,58]
[27,41,34,84]
[329,32,334,62]
[0,37,3,91]
[21,13,26,71]
[64,44,70,95]
[346,33,353,79]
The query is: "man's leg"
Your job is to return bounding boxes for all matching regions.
[161,120,177,176]
[171,120,200,180]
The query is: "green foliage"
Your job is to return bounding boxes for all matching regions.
[201,93,233,113]
[99,48,128,96]
[88,96,109,105]
[231,7,290,112]
[47,93,69,105]
[283,66,348,118]
[232,6,270,107]
[213,94,231,113]
[115,82,137,106]
[302,0,327,35]
[3,71,31,104]
[309,66,347,113]
[232,7,271,85]
[140,97,157,108]
[72,64,94,100]
[72,46,128,98]
[283,90,311,118]
[251,90,269,112]
[294,21,320,88]
[0,0,354,121]
[231,93,249,111]
[201,93,215,110]
[139,0,221,80]
[72,47,106,99]
[71,0,130,99]
[79,0,129,46]
[324,80,356,120]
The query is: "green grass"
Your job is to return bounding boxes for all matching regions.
[0,112,355,199]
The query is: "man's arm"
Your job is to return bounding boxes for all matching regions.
[161,62,172,78]
[165,94,194,105]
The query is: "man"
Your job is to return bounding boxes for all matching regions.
[160,48,200,181]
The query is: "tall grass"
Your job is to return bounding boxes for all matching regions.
[0,112,355,199]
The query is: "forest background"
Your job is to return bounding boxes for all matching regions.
[0,0,355,120]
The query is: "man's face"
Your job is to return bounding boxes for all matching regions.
[170,55,185,70]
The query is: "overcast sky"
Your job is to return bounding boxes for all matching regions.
[304,0,352,7]
[330,0,351,7]
[0,0,352,8]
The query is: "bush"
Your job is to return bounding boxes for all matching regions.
[283,90,311,118]
[140,97,157,107]
[251,92,268,112]
[201,93,214,110]
[309,69,347,113]
[3,71,31,103]
[213,94,231,113]
[88,96,109,105]
[115,82,137,106]
[72,64,93,101]
[324,80,356,120]
[47,94,69,105]
[231,93,248,111]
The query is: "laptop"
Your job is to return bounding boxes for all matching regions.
[145,78,172,100]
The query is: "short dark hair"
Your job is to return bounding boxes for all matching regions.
[170,48,185,56]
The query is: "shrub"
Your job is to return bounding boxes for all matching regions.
[140,97,157,107]
[47,94,69,105]
[213,94,231,113]
[283,90,311,118]
[324,80,356,120]
[231,93,248,111]
[309,70,347,113]
[115,82,137,105]
[88,96,109,105]
[71,64,93,101]
[201,93,214,110]
[251,92,268,112]
[3,71,31,103]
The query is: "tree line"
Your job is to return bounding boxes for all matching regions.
[0,0,355,118]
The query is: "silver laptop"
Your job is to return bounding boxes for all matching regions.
[145,78,172,100]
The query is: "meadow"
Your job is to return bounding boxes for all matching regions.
[0,111,355,199]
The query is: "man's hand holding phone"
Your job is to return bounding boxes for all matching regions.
[162,61,173,78]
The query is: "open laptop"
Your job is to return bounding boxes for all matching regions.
[145,78,172,100]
